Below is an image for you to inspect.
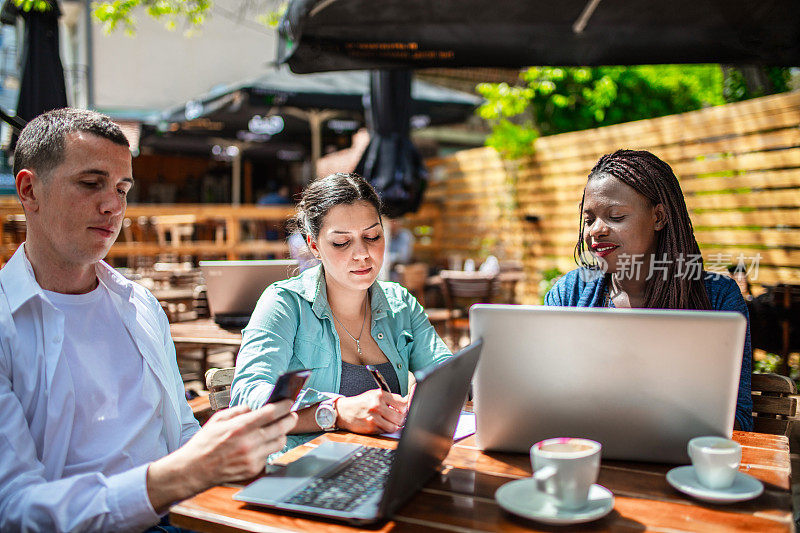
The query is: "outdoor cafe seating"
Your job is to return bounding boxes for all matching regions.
[160,254,797,532]
[3,200,797,530]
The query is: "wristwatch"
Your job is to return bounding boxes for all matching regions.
[315,398,338,431]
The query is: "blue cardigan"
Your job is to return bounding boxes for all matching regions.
[545,269,754,431]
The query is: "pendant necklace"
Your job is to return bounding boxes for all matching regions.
[330,296,368,356]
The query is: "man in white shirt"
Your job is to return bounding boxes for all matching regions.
[0,108,297,532]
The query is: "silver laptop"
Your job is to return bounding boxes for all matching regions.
[199,260,297,327]
[234,340,482,525]
[470,305,746,463]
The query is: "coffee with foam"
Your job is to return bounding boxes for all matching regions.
[531,438,602,510]
[539,442,594,453]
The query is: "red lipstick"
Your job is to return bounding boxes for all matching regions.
[591,242,619,258]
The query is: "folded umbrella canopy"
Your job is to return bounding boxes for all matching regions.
[356,70,426,217]
[278,0,800,73]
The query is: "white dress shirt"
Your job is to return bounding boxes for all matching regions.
[0,245,200,532]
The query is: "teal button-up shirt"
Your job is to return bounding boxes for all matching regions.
[230,264,452,452]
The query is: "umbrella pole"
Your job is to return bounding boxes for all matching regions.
[0,108,26,131]
[309,110,321,182]
[283,107,343,183]
[232,150,242,205]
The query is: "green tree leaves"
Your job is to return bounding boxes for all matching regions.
[91,0,212,34]
[477,65,727,159]
[89,0,286,34]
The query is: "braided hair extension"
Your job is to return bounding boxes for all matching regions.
[573,150,712,310]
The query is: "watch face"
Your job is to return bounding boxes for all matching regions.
[316,405,336,429]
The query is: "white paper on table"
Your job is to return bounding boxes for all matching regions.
[381,411,476,440]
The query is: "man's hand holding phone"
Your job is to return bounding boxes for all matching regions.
[265,369,312,406]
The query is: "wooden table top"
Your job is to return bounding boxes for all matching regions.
[169,318,243,346]
[170,430,793,532]
[428,270,526,286]
[151,287,197,302]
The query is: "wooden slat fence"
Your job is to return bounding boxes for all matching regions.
[406,91,800,303]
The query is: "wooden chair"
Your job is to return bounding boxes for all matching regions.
[751,372,797,436]
[192,285,210,319]
[151,214,197,248]
[396,263,429,306]
[439,270,499,347]
[746,282,800,377]
[188,395,213,425]
[205,367,235,413]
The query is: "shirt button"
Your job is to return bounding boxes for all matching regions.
[397,363,402,369]
[377,333,384,339]
[53,337,61,343]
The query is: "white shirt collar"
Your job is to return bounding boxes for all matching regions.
[0,244,134,313]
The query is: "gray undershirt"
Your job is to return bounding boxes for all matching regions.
[339,360,401,397]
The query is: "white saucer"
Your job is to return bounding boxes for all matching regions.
[666,466,764,504]
[495,479,614,525]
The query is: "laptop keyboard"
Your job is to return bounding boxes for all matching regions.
[285,446,395,512]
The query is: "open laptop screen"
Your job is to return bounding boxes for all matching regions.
[470,305,745,463]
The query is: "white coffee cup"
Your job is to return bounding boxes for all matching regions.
[530,438,601,510]
[687,436,742,490]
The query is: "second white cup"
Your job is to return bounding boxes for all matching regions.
[688,436,741,490]
[530,437,601,510]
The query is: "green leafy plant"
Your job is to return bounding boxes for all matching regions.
[753,352,781,374]
[13,0,54,12]
[477,65,726,159]
[723,67,792,101]
[90,0,287,34]
[477,64,794,159]
[754,352,800,390]
[538,267,563,304]
[92,0,213,34]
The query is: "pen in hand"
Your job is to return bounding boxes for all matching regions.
[366,364,408,426]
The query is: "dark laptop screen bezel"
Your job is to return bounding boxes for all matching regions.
[378,340,482,517]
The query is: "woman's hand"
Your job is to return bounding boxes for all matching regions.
[336,389,408,434]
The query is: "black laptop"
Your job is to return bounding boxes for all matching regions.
[234,340,482,525]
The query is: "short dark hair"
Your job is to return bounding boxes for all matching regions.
[13,108,129,178]
[292,173,382,240]
[574,149,712,310]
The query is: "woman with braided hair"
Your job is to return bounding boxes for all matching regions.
[545,149,753,430]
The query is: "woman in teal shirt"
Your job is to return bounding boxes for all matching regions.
[230,173,451,451]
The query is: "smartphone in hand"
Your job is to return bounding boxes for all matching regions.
[266,369,312,404]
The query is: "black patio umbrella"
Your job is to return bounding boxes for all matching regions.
[355,70,426,217]
[147,68,480,174]
[278,0,800,73]
[0,0,67,135]
[155,68,480,131]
